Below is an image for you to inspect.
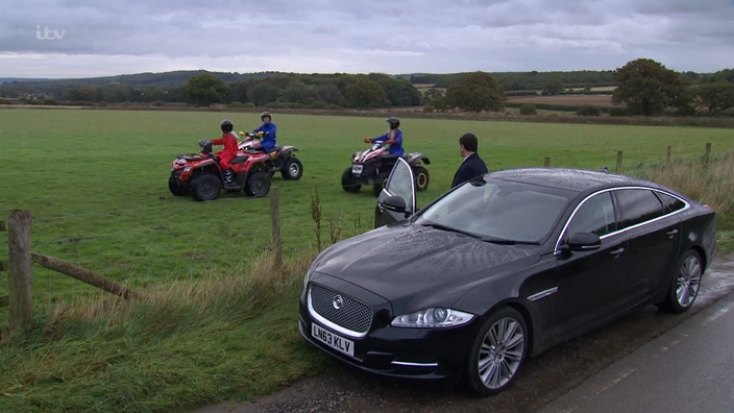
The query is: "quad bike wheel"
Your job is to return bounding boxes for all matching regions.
[415,166,430,191]
[282,157,304,180]
[168,174,190,196]
[341,167,361,193]
[246,171,271,197]
[190,174,221,202]
[372,180,385,196]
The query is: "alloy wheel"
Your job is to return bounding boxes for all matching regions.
[477,317,525,390]
[676,253,702,308]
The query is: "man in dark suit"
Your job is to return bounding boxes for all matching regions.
[451,133,488,188]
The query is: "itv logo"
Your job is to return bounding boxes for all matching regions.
[36,25,66,41]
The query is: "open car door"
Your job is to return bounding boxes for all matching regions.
[374,157,417,227]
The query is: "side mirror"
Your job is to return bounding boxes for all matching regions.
[380,195,407,215]
[563,232,601,252]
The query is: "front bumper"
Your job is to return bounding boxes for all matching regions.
[298,285,479,382]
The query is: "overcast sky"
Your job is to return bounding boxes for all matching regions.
[1,0,732,79]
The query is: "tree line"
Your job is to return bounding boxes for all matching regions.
[1,60,733,116]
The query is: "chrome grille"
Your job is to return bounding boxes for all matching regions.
[309,284,373,335]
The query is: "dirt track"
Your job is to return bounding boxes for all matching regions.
[507,94,616,107]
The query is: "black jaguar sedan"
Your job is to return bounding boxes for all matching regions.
[298,159,716,395]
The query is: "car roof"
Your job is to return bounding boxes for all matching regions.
[487,168,665,194]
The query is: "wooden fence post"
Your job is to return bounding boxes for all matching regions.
[269,188,283,270]
[615,151,623,173]
[544,156,551,167]
[0,219,6,306]
[8,210,32,329]
[666,146,672,166]
[704,143,711,167]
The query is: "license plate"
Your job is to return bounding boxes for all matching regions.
[311,322,355,358]
[351,164,363,175]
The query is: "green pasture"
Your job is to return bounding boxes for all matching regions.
[1,109,733,309]
[1,108,733,412]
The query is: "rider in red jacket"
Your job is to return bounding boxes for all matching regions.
[209,119,239,182]
[211,119,238,168]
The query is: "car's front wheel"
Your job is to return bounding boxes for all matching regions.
[466,307,528,396]
[662,249,703,313]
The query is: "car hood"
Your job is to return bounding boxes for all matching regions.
[311,222,539,309]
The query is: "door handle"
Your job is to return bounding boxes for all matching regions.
[666,229,679,238]
[610,247,624,256]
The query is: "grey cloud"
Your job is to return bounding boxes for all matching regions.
[0,0,732,78]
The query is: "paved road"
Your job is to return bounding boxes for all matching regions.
[538,289,734,413]
[192,255,734,413]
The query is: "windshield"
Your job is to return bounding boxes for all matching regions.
[415,178,573,243]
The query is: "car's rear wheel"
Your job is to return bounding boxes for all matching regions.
[662,250,703,313]
[190,174,221,201]
[341,167,361,193]
[281,157,303,180]
[415,166,429,191]
[246,171,271,197]
[466,307,528,396]
[168,174,189,196]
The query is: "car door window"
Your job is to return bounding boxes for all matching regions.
[615,189,664,229]
[655,191,687,214]
[384,157,415,212]
[566,191,616,236]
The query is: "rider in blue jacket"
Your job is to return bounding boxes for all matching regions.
[364,117,404,157]
[252,112,277,151]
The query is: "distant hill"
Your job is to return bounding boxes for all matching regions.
[0,70,277,89]
[1,69,625,101]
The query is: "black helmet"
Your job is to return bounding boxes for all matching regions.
[261,111,272,121]
[220,119,234,132]
[387,117,400,128]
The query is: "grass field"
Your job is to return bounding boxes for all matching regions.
[1,108,733,411]
[3,108,729,300]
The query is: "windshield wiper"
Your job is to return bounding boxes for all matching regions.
[481,237,540,245]
[420,222,483,240]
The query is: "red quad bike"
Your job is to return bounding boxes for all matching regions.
[341,142,430,195]
[238,133,304,180]
[169,140,272,201]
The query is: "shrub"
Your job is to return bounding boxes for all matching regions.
[519,104,537,115]
[577,104,600,116]
[609,107,627,117]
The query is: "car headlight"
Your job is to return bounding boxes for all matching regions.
[391,308,474,328]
